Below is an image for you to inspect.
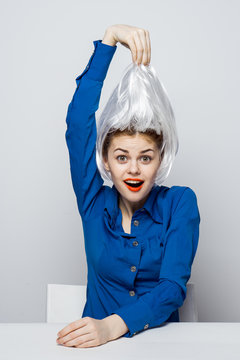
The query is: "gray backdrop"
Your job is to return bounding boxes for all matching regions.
[1,0,239,322]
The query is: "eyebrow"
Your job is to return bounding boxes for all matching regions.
[113,148,155,153]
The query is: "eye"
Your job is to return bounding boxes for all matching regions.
[117,155,127,162]
[141,156,152,163]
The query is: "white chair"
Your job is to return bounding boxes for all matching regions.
[179,282,198,322]
[47,284,87,323]
[46,282,198,323]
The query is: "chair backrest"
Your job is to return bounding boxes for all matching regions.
[47,284,87,323]
[46,282,198,323]
[179,282,198,322]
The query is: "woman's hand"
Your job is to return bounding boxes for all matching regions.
[102,24,151,66]
[56,316,111,348]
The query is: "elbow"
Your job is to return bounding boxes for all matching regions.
[160,278,186,308]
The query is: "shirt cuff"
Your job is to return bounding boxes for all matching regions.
[75,39,117,85]
[110,297,154,337]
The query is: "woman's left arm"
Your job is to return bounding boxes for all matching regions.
[108,187,201,338]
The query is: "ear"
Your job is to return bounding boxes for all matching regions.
[102,156,110,172]
[159,148,164,162]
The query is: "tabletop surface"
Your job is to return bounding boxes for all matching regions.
[1,322,240,360]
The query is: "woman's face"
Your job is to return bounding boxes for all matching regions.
[103,133,161,206]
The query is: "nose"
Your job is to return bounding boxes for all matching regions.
[127,159,141,175]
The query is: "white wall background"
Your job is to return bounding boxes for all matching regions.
[1,0,239,322]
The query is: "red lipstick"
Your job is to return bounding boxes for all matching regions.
[123,178,144,192]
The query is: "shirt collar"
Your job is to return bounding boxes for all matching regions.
[104,183,163,225]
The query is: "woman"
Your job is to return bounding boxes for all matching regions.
[56,24,200,348]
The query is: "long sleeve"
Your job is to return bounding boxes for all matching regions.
[65,40,117,220]
[111,187,201,337]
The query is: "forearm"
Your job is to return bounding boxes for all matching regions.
[103,314,129,340]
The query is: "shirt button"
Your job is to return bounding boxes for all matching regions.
[133,220,139,226]
[133,331,137,335]
[129,290,135,296]
[132,241,139,247]
[130,265,137,272]
[144,324,149,330]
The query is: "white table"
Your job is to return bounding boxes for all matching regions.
[1,322,239,359]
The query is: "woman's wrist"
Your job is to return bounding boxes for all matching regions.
[103,314,129,340]
[102,28,117,47]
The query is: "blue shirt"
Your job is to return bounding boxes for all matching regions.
[65,39,201,338]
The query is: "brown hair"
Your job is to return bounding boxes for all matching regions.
[102,127,164,160]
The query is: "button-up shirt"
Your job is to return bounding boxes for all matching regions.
[65,39,201,338]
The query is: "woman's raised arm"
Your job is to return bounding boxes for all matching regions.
[65,29,117,221]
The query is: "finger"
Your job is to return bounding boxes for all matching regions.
[145,30,151,65]
[62,333,95,347]
[138,30,148,66]
[126,36,137,64]
[133,31,144,65]
[75,339,98,348]
[57,324,91,344]
[57,325,91,345]
[57,318,87,338]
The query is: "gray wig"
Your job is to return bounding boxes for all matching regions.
[96,62,179,186]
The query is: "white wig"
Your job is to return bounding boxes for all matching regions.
[96,62,179,186]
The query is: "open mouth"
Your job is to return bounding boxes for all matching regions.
[124,180,144,188]
[123,179,145,192]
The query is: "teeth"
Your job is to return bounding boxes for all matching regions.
[125,180,142,184]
